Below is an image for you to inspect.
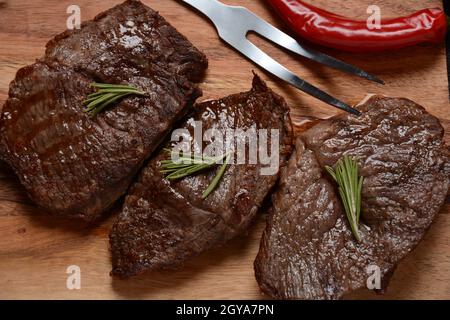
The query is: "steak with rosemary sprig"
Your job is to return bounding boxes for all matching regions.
[0,0,207,221]
[110,74,293,278]
[254,96,449,300]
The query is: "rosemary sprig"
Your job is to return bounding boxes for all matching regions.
[160,150,231,199]
[83,83,145,117]
[325,156,364,242]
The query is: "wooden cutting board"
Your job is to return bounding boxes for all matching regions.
[0,0,449,300]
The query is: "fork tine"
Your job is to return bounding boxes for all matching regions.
[227,38,360,115]
[181,0,361,115]
[246,12,384,84]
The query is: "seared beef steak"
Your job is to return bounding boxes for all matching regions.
[110,75,293,278]
[45,0,207,83]
[0,0,207,221]
[255,96,449,299]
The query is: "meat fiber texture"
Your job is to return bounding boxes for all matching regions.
[0,0,208,221]
[110,75,293,278]
[255,96,450,299]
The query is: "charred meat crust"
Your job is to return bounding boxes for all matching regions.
[255,96,449,300]
[0,0,208,222]
[110,74,293,278]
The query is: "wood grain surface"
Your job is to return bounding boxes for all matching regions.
[0,0,449,300]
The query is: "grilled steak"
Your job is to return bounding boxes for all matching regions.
[0,0,207,221]
[45,0,207,83]
[255,96,449,299]
[110,75,293,278]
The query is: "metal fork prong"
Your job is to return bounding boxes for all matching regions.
[230,38,360,115]
[247,12,384,84]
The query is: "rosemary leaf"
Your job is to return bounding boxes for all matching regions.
[83,83,145,117]
[325,156,364,242]
[160,151,230,199]
[88,93,130,117]
[202,154,231,199]
[166,163,212,180]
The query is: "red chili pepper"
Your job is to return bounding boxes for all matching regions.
[268,0,448,53]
